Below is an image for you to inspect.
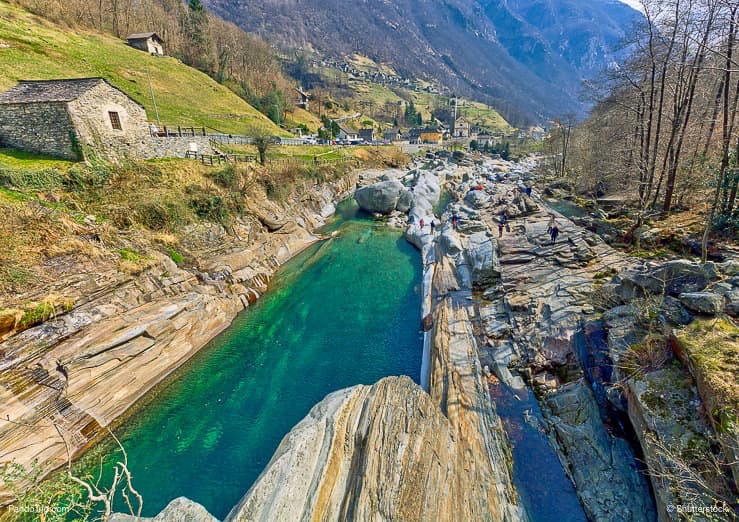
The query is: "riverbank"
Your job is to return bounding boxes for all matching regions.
[0,170,358,505]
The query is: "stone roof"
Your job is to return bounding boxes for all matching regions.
[127,32,163,42]
[337,123,357,135]
[0,78,106,104]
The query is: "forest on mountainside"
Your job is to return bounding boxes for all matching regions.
[545,0,739,256]
[12,0,294,124]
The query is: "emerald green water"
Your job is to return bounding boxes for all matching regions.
[92,201,422,518]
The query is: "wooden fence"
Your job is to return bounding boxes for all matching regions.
[186,152,357,168]
[152,125,207,137]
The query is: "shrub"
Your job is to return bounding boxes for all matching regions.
[210,164,238,189]
[135,201,189,231]
[118,248,143,262]
[189,193,228,222]
[0,168,65,190]
[168,248,184,266]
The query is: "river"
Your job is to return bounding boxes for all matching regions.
[85,200,423,519]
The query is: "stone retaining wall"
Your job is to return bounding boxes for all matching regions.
[139,135,213,158]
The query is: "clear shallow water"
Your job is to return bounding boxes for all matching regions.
[87,201,423,518]
[490,382,588,522]
[545,198,590,218]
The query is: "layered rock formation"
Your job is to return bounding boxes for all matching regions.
[226,376,523,522]
[0,174,357,504]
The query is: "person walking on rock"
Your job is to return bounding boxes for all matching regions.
[550,219,560,244]
[419,218,425,231]
[452,214,458,230]
[430,220,436,235]
[498,212,507,238]
[547,214,555,234]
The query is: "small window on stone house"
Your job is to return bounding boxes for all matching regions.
[108,111,122,130]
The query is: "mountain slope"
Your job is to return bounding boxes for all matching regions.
[206,0,641,123]
[0,2,281,135]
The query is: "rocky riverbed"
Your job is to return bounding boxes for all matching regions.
[350,154,738,521]
[421,155,737,521]
[16,153,737,521]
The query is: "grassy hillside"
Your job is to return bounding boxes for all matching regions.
[0,2,283,135]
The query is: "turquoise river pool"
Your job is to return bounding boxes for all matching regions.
[89,201,423,518]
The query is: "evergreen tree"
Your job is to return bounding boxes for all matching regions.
[182,0,210,71]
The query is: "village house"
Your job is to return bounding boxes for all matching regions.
[476,134,495,148]
[0,78,213,160]
[408,128,422,144]
[336,122,358,141]
[453,116,470,138]
[358,128,375,143]
[383,127,402,143]
[294,87,310,111]
[420,128,443,144]
[126,32,165,55]
[0,78,151,160]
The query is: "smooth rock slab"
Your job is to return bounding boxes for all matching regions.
[545,381,657,522]
[466,232,500,287]
[109,497,218,522]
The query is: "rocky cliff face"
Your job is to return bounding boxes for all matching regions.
[0,174,357,505]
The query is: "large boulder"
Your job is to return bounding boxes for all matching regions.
[612,260,717,302]
[678,292,725,315]
[225,376,524,522]
[466,232,500,287]
[109,497,218,522]
[464,189,490,209]
[396,188,415,212]
[354,180,405,214]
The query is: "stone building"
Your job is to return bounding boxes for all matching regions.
[0,78,153,160]
[453,116,470,138]
[358,128,375,143]
[294,87,310,111]
[127,32,165,55]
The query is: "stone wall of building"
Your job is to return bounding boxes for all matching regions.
[67,82,151,160]
[0,102,78,159]
[140,136,213,159]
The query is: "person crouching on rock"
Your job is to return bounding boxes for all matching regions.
[550,220,560,244]
[498,213,507,237]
